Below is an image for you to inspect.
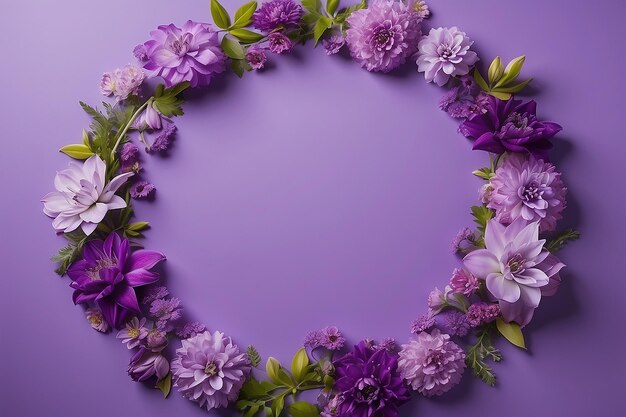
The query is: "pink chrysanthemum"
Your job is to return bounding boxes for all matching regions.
[172,331,250,411]
[398,329,465,397]
[345,0,421,73]
[487,153,567,232]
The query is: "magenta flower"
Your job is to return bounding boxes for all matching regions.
[267,32,293,54]
[116,317,148,349]
[416,27,478,86]
[142,21,226,87]
[130,180,155,199]
[128,347,170,382]
[449,268,479,295]
[466,302,500,327]
[172,331,250,411]
[487,153,567,232]
[346,0,421,73]
[398,329,465,396]
[459,96,562,160]
[246,46,267,70]
[252,0,303,32]
[67,232,165,328]
[463,218,565,326]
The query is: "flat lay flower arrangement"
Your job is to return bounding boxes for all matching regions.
[41,0,580,416]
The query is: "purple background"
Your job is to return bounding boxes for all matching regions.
[1,0,624,416]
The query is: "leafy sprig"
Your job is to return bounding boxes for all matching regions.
[465,325,502,386]
[474,55,532,100]
[545,229,580,253]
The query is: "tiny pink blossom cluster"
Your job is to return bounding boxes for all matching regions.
[100,64,145,101]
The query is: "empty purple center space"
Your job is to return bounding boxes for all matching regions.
[1,0,624,416]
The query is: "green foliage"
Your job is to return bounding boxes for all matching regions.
[221,35,246,60]
[301,0,367,45]
[211,0,231,29]
[472,167,494,180]
[465,325,502,386]
[470,205,494,238]
[474,55,532,100]
[125,221,150,238]
[495,318,526,349]
[153,82,190,117]
[231,1,257,29]
[545,229,580,253]
[247,345,262,368]
[59,143,94,160]
[51,230,89,276]
[230,28,265,44]
[288,401,320,417]
[155,372,172,398]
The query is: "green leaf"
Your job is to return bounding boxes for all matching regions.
[545,229,580,252]
[239,378,279,400]
[127,221,149,232]
[496,318,526,349]
[487,56,504,86]
[470,205,493,236]
[231,1,257,29]
[493,78,532,94]
[231,59,246,78]
[313,16,333,44]
[289,401,320,417]
[302,0,321,14]
[82,129,90,146]
[291,348,310,383]
[465,325,501,386]
[488,91,512,100]
[210,0,231,29]
[265,406,273,417]
[229,28,265,43]
[272,395,285,417]
[473,68,489,92]
[247,345,262,367]
[266,357,282,385]
[472,167,494,180]
[244,405,261,417]
[494,55,525,88]
[326,0,339,15]
[59,144,94,160]
[221,35,245,60]
[155,372,172,398]
[152,82,190,117]
[323,374,335,391]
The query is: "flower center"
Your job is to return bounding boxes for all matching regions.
[86,258,117,280]
[427,349,445,367]
[522,181,543,202]
[506,253,526,275]
[355,378,379,403]
[373,29,394,50]
[170,34,190,56]
[89,316,102,326]
[437,44,454,60]
[204,362,218,376]
[127,328,140,338]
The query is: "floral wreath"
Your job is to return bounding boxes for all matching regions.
[41,1,580,416]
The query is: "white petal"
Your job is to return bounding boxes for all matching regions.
[486,273,521,303]
[79,202,108,223]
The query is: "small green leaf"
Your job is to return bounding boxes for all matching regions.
[266,357,284,386]
[152,82,190,117]
[473,68,489,92]
[127,221,150,232]
[265,406,273,417]
[326,0,339,15]
[302,0,321,14]
[493,78,532,94]
[247,345,262,367]
[210,0,231,29]
[291,348,310,383]
[495,55,526,88]
[487,56,504,86]
[221,35,245,59]
[488,91,512,100]
[470,205,494,236]
[229,28,264,43]
[243,405,261,417]
[272,395,285,417]
[231,59,246,78]
[82,129,90,146]
[60,144,94,160]
[472,167,494,180]
[231,1,257,29]
[496,318,526,349]
[545,229,581,252]
[323,374,335,391]
[155,372,172,398]
[313,16,333,44]
[289,401,321,417]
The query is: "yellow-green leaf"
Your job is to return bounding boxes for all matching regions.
[82,129,90,146]
[487,56,504,86]
[221,35,245,59]
[493,78,533,94]
[496,318,526,349]
[155,372,172,398]
[229,28,264,43]
[473,68,489,92]
[231,1,257,29]
[289,401,321,417]
[59,144,94,160]
[488,91,512,100]
[291,348,309,383]
[211,0,231,29]
[326,0,339,15]
[494,55,526,88]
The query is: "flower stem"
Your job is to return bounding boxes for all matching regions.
[110,100,151,160]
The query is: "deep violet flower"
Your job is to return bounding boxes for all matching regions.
[398,329,465,396]
[42,155,132,235]
[466,302,500,327]
[459,96,562,160]
[267,32,293,54]
[245,46,267,70]
[116,317,148,349]
[85,308,110,333]
[67,232,165,329]
[120,142,139,162]
[345,0,421,73]
[252,0,303,32]
[130,180,156,199]
[332,341,410,417]
[128,347,170,382]
[150,121,177,152]
[439,311,470,337]
[487,153,567,232]
[142,285,169,305]
[172,331,251,411]
[142,21,226,87]
[463,218,565,326]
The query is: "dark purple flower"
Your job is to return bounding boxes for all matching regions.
[67,233,165,329]
[121,142,139,162]
[128,347,170,381]
[323,34,345,55]
[459,96,562,160]
[410,311,435,333]
[150,121,177,152]
[176,321,207,338]
[246,46,267,70]
[253,0,303,32]
[142,285,170,305]
[130,180,155,199]
[438,87,460,111]
[333,341,410,417]
[439,311,470,337]
[267,32,293,54]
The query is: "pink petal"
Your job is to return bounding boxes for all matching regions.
[463,249,499,278]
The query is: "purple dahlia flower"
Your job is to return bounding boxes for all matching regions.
[67,233,165,328]
[332,341,410,417]
[323,34,346,55]
[459,96,562,160]
[252,0,303,32]
[416,26,478,86]
[172,331,250,411]
[142,20,226,87]
[267,32,293,54]
[487,153,567,232]
[128,347,170,382]
[345,0,421,73]
[398,329,465,396]
[246,46,267,70]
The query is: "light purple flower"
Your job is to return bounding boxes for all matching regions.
[304,329,323,349]
[346,0,421,73]
[407,0,430,20]
[320,394,343,417]
[438,86,460,111]
[133,44,148,61]
[120,142,139,162]
[116,317,148,349]
[267,32,293,54]
[487,153,567,232]
[252,0,303,32]
[176,321,207,339]
[411,311,435,333]
[246,46,267,70]
[138,102,162,130]
[427,287,446,311]
[322,34,345,55]
[42,155,132,235]
[149,121,177,152]
[142,21,226,87]
[416,27,478,86]
[151,297,183,331]
[85,308,110,333]
[130,181,155,199]
[398,329,465,396]
[100,65,145,101]
[463,218,565,326]
[128,347,170,382]
[449,268,479,295]
[450,227,473,253]
[377,337,397,352]
[319,326,345,350]
[142,285,169,305]
[146,328,168,352]
[172,331,251,411]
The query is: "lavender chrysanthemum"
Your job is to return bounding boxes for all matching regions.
[333,341,410,417]
[411,311,435,333]
[85,308,110,333]
[304,329,323,349]
[130,180,156,199]
[245,46,267,70]
[407,0,430,20]
[150,121,177,152]
[398,329,465,396]
[345,0,421,73]
[176,321,207,339]
[449,268,479,295]
[116,317,148,349]
[267,32,293,54]
[142,285,170,305]
[323,34,346,55]
[487,153,567,232]
[416,26,478,86]
[252,0,303,32]
[147,328,168,351]
[320,326,345,350]
[172,331,251,412]
[143,21,226,87]
[100,65,145,101]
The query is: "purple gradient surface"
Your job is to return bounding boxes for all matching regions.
[1,0,624,416]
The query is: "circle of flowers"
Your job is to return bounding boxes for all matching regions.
[41,1,578,416]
